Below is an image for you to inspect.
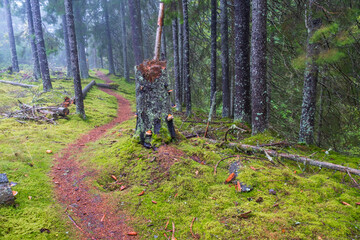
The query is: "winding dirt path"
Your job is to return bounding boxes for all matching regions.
[51,72,136,240]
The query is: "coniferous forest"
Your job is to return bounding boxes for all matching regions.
[0,0,360,239]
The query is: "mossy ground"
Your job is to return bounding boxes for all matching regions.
[1,70,360,239]
[78,107,360,238]
[0,69,121,239]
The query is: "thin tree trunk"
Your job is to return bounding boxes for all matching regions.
[172,13,181,112]
[103,0,115,74]
[62,14,72,78]
[64,0,86,119]
[4,0,19,73]
[220,0,230,118]
[154,3,165,61]
[25,0,41,79]
[30,0,52,91]
[250,0,268,134]
[234,0,251,123]
[182,0,191,117]
[210,0,217,117]
[161,26,167,60]
[74,2,89,79]
[178,0,184,105]
[299,0,321,144]
[128,0,144,65]
[120,2,129,82]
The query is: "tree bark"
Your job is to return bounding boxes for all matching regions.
[182,0,191,117]
[154,3,165,61]
[30,0,53,92]
[82,80,96,98]
[135,62,174,147]
[178,0,184,105]
[128,0,144,65]
[250,0,268,134]
[234,0,251,123]
[299,0,321,144]
[64,0,86,119]
[25,0,40,80]
[172,14,181,112]
[4,0,19,73]
[0,80,36,88]
[210,0,217,116]
[62,14,72,78]
[220,0,230,118]
[120,2,129,82]
[103,0,115,75]
[73,1,89,79]
[161,26,167,60]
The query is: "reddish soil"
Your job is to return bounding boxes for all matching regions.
[51,72,136,240]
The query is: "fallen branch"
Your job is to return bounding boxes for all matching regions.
[172,222,176,240]
[224,125,247,141]
[214,155,239,175]
[258,141,292,147]
[96,83,119,90]
[346,170,360,189]
[190,217,200,239]
[0,80,36,88]
[207,139,360,176]
[82,80,96,98]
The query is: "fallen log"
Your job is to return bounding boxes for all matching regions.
[0,80,36,88]
[207,139,360,176]
[96,83,119,90]
[82,80,96,98]
[37,107,69,116]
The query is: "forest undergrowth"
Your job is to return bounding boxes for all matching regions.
[0,71,359,239]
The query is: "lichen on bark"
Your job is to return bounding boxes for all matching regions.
[135,62,175,147]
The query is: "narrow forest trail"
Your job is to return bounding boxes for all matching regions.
[51,72,136,240]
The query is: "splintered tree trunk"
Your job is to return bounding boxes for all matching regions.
[120,2,129,82]
[25,0,41,80]
[234,0,251,123]
[64,0,86,119]
[299,0,321,144]
[103,0,115,74]
[4,0,19,73]
[210,0,217,115]
[30,0,52,91]
[62,15,72,78]
[135,2,175,147]
[220,0,230,118]
[250,0,268,134]
[74,1,89,79]
[182,0,191,117]
[128,0,144,65]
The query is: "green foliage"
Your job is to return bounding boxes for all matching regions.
[316,48,346,65]
[310,23,339,43]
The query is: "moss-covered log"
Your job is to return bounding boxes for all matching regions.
[135,60,175,147]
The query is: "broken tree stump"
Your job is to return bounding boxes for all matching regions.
[0,174,15,206]
[135,60,175,147]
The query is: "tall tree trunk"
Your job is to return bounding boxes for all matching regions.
[178,0,184,105]
[210,0,217,116]
[182,0,191,117]
[234,0,251,123]
[25,0,41,79]
[120,2,129,82]
[64,0,86,119]
[62,14,72,78]
[30,0,52,92]
[161,26,167,60]
[74,2,89,79]
[220,0,230,118]
[4,0,19,72]
[172,13,181,112]
[299,0,321,144]
[250,0,268,134]
[128,0,144,65]
[103,0,115,74]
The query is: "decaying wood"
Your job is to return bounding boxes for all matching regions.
[0,80,36,88]
[3,102,69,124]
[224,125,247,141]
[154,3,165,61]
[214,155,239,175]
[82,80,96,98]
[258,141,293,147]
[204,91,217,138]
[95,82,119,89]
[208,139,360,176]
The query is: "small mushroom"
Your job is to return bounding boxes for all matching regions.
[146,130,153,136]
